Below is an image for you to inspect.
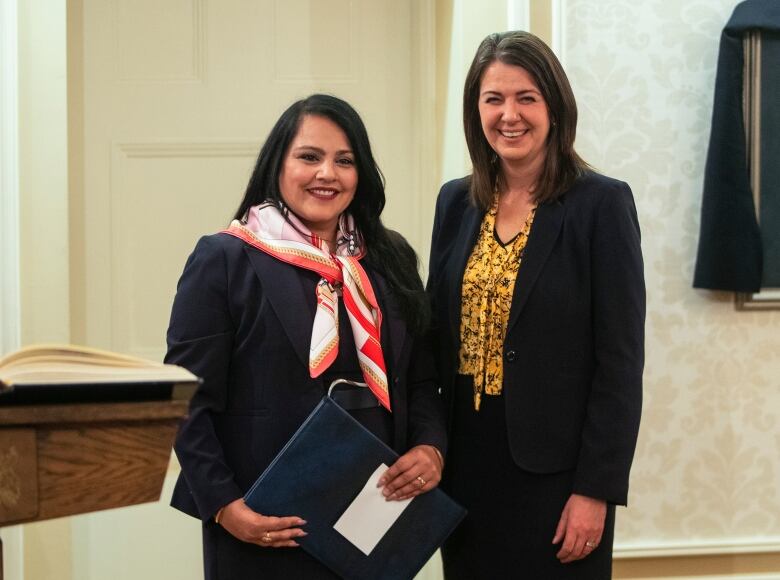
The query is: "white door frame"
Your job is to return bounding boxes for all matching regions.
[550,0,565,64]
[0,0,20,356]
[0,0,23,578]
[507,0,530,31]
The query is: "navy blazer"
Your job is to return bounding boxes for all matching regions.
[428,172,644,505]
[166,232,446,521]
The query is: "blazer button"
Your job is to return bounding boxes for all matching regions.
[505,350,516,362]
[394,377,399,384]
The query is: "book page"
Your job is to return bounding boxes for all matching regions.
[333,463,413,556]
[0,344,198,386]
[0,344,155,368]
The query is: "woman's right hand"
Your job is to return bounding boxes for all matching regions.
[218,498,307,548]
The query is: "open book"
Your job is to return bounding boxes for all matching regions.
[0,344,199,405]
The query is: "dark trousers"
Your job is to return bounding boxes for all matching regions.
[441,376,614,580]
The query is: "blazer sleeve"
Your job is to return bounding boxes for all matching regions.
[380,228,448,457]
[165,235,244,520]
[573,182,645,506]
[426,185,447,293]
[404,331,448,456]
[425,179,465,375]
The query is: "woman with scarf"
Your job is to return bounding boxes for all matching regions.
[166,94,446,579]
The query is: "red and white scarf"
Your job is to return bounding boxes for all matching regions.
[223,203,390,411]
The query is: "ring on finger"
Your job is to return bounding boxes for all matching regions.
[585,541,597,549]
[416,476,426,488]
[261,531,272,543]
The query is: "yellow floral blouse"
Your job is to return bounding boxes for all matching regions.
[458,196,536,410]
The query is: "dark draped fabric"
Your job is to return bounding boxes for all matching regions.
[693,0,780,292]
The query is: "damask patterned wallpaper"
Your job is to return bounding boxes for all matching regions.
[563,0,780,548]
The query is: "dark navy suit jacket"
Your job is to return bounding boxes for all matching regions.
[428,172,644,505]
[166,232,446,521]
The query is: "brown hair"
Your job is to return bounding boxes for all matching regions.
[463,31,589,209]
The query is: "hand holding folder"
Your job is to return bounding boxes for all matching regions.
[377,443,443,501]
[215,498,308,548]
[243,381,466,580]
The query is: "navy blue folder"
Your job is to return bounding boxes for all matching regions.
[244,396,466,580]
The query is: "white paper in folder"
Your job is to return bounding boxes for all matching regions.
[333,463,413,555]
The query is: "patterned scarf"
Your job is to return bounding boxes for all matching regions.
[223,203,390,411]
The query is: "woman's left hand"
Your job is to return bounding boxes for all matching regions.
[552,493,607,563]
[377,444,443,500]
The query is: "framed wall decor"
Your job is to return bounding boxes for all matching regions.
[736,30,780,310]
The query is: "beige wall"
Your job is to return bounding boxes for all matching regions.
[9,1,780,579]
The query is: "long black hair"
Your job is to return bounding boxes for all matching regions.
[234,94,429,335]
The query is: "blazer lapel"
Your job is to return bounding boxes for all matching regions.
[367,270,405,374]
[446,201,484,344]
[244,245,313,369]
[246,245,403,381]
[506,200,565,332]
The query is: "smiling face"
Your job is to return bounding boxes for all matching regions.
[279,114,358,241]
[478,60,551,177]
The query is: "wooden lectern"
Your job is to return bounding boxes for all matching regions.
[0,399,189,579]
